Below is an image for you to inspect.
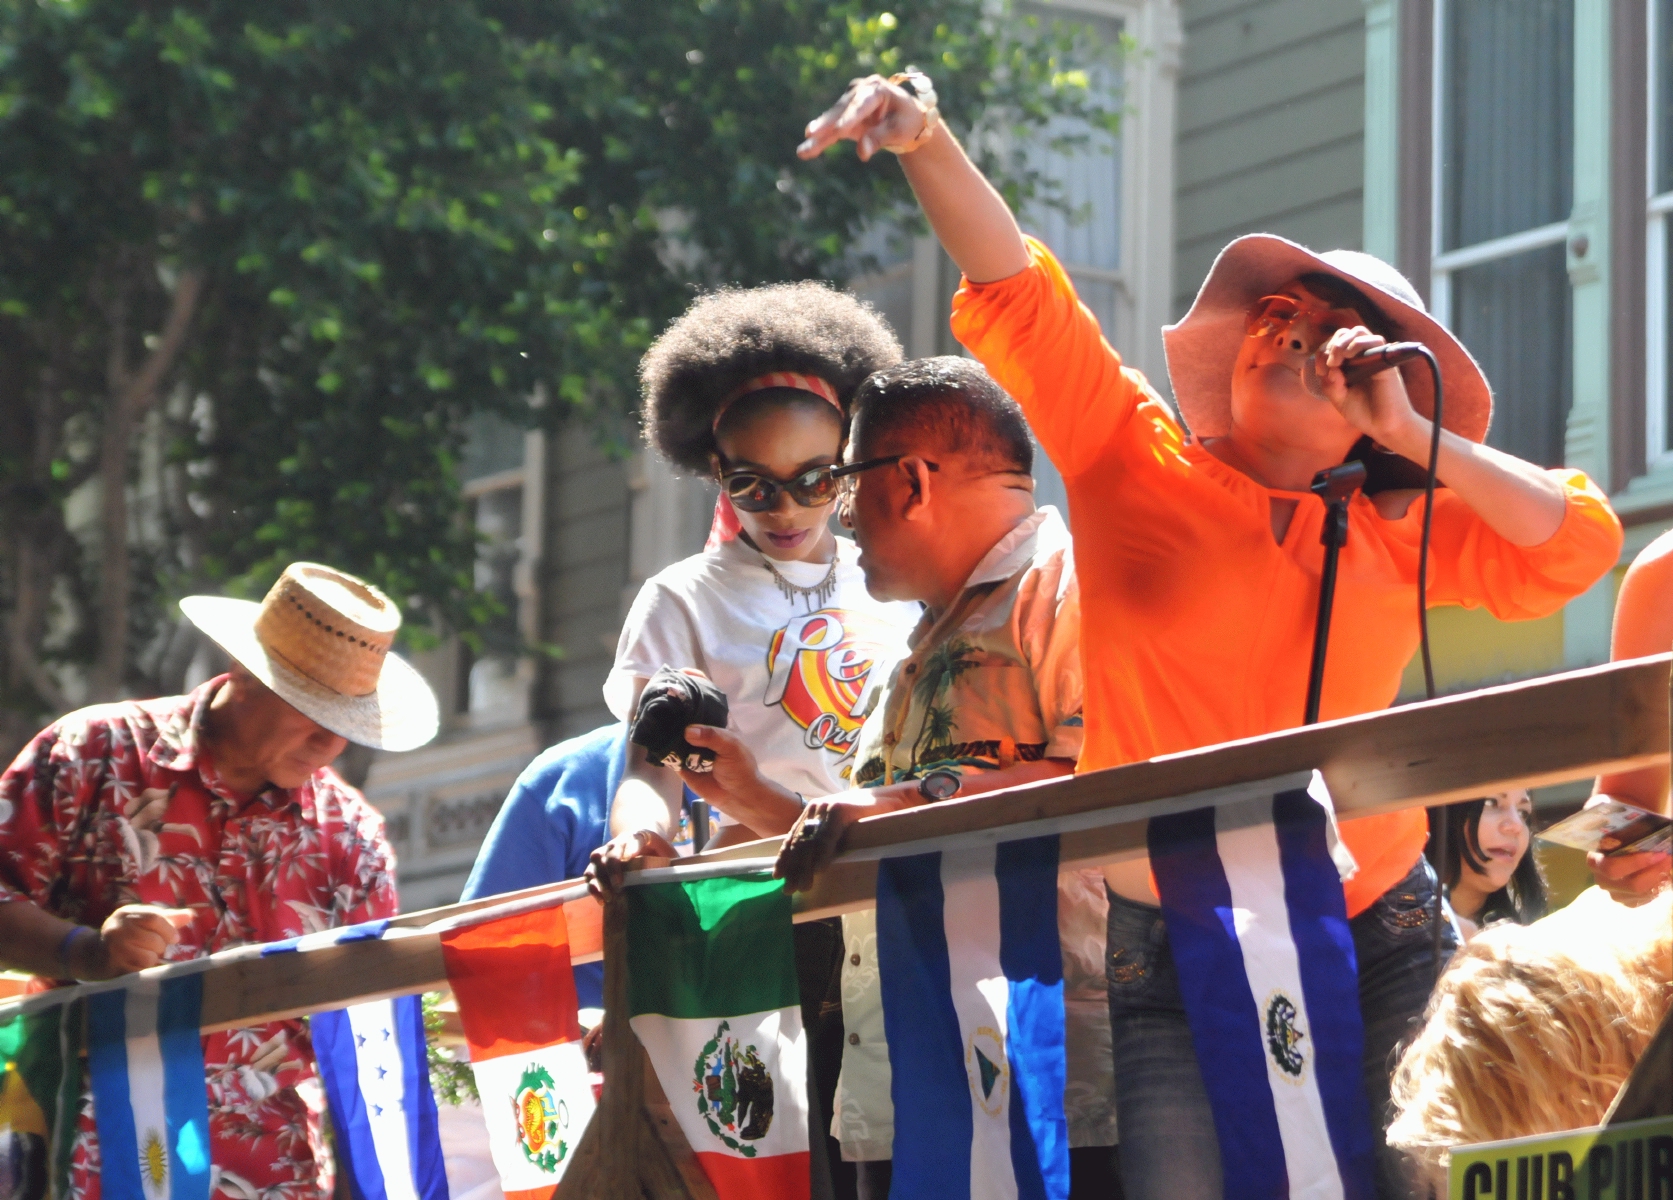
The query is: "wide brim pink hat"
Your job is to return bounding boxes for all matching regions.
[1163,234,1492,444]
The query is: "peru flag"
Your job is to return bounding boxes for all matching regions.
[440,906,596,1200]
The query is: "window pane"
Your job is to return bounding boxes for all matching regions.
[1017,11,1123,273]
[1442,0,1573,250]
[1451,245,1572,467]
[461,410,526,481]
[469,485,524,714]
[1659,0,1673,195]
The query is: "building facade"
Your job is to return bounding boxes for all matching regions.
[374,0,1647,909]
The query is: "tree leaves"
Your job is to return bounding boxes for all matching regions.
[0,0,1119,736]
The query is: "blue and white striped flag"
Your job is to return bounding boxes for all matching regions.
[87,974,212,1200]
[1148,773,1376,1200]
[876,835,1068,1200]
[312,995,448,1200]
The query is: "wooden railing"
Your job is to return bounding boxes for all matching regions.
[3,652,1662,1035]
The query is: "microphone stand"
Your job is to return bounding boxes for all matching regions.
[1303,460,1368,726]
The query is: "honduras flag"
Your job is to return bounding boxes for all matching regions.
[1148,772,1376,1200]
[875,835,1068,1200]
[312,995,448,1200]
[86,975,212,1200]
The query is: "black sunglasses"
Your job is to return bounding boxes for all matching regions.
[720,456,941,514]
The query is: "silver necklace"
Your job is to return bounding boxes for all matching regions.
[762,554,838,608]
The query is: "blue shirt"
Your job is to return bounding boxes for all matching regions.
[461,723,624,1008]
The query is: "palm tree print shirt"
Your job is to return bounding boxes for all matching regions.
[835,508,1117,1155]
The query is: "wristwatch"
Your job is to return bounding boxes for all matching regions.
[917,768,962,802]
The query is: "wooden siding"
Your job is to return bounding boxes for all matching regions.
[535,424,632,739]
[1174,0,1367,316]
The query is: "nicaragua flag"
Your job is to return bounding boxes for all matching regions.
[875,835,1069,1200]
[1148,772,1377,1200]
[86,975,212,1200]
[312,995,448,1200]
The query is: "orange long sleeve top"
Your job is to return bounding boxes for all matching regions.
[951,238,1625,915]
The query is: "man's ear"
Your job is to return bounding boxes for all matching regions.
[708,451,723,480]
[901,456,935,522]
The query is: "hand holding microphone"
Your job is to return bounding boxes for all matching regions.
[1337,340,1426,386]
[1339,340,1426,387]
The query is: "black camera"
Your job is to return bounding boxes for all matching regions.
[629,666,730,772]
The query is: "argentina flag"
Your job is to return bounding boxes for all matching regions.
[312,995,448,1200]
[86,974,212,1200]
[876,835,1068,1200]
[1148,772,1376,1200]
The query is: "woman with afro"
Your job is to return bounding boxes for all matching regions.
[602,279,917,846]
[595,281,920,1195]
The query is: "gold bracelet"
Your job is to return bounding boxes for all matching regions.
[884,69,941,156]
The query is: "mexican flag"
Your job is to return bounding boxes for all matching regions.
[627,874,809,1200]
[440,906,597,1200]
[0,997,80,1200]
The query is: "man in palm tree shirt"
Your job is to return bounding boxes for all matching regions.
[677,357,1116,1197]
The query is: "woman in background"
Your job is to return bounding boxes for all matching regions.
[1428,790,1547,942]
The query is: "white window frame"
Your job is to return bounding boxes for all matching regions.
[1428,0,1570,334]
[458,429,544,726]
[1647,0,1673,467]
[1024,0,1177,384]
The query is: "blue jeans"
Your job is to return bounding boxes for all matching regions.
[1105,857,1455,1200]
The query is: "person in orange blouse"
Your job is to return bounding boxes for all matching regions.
[798,73,1624,1199]
[1589,527,1673,903]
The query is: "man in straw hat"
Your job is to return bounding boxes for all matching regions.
[0,562,437,1198]
[798,75,1623,1198]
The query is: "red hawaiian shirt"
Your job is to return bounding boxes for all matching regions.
[0,676,399,1200]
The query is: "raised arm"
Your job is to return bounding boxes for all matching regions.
[799,75,1028,284]
[1587,532,1673,905]
[800,75,1157,481]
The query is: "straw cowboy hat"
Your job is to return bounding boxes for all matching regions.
[180,563,439,752]
[1163,234,1493,445]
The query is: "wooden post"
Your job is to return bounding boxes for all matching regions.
[642,1051,720,1199]
[594,893,645,1198]
[582,891,709,1199]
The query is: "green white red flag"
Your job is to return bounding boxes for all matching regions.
[441,905,596,1200]
[626,873,810,1199]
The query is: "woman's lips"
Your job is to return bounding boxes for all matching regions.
[764,528,809,549]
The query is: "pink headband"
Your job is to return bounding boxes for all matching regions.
[711,372,842,431]
[703,372,842,550]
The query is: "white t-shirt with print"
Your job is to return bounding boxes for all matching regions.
[605,535,920,813]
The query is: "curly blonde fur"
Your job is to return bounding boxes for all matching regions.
[1386,889,1672,1178]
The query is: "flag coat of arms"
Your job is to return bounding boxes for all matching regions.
[626,874,810,1200]
[86,974,212,1200]
[440,905,596,1200]
[1148,773,1377,1200]
[875,835,1069,1200]
[312,994,448,1200]
[1,998,80,1200]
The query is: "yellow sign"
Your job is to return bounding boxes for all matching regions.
[1447,1116,1672,1199]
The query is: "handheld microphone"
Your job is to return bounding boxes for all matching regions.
[1340,341,1427,386]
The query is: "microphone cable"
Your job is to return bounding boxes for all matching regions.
[1410,345,1450,976]
[1343,340,1448,972]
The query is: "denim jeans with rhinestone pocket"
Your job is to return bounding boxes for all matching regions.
[1103,855,1456,1200]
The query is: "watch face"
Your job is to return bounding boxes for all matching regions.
[920,770,961,801]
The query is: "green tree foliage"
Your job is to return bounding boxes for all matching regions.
[0,0,1117,745]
